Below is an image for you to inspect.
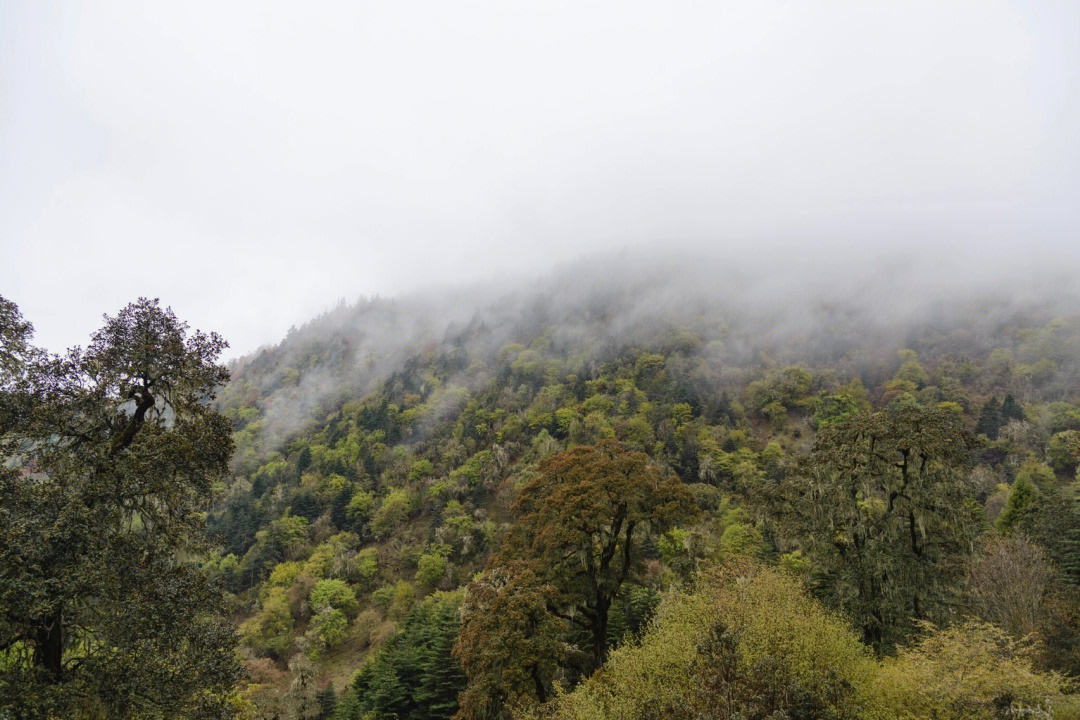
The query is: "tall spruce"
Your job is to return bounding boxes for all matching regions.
[975,396,1002,439]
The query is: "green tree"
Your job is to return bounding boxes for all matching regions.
[1000,393,1024,423]
[454,564,567,719]
[416,603,468,720]
[547,560,878,720]
[974,396,1002,439]
[347,593,466,720]
[0,297,241,718]
[996,472,1039,535]
[310,578,358,616]
[766,406,978,649]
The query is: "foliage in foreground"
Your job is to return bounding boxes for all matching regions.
[0,296,241,719]
[546,561,1078,720]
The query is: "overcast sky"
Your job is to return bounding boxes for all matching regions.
[3,1,1078,356]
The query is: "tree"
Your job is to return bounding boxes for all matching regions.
[0,297,241,718]
[454,564,567,720]
[964,534,1052,640]
[497,440,695,669]
[347,593,466,720]
[1000,393,1024,423]
[874,621,1073,720]
[765,406,979,649]
[974,396,1002,439]
[996,472,1039,535]
[546,560,878,720]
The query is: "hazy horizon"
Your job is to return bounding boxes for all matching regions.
[4,1,1079,356]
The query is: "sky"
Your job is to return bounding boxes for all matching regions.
[2,1,1078,357]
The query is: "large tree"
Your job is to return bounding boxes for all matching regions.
[501,440,695,667]
[766,406,979,649]
[0,297,241,719]
[455,441,694,718]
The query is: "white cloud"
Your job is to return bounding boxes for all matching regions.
[2,0,1076,355]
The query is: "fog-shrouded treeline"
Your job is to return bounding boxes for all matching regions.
[8,249,1080,719]
[194,250,1080,719]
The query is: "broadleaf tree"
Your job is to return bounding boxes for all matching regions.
[0,296,241,719]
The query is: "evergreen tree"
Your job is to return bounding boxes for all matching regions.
[1057,493,1080,585]
[975,396,1002,439]
[316,683,337,719]
[415,605,467,720]
[1001,393,1025,423]
[997,473,1039,534]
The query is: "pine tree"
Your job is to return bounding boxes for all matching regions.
[1001,393,1024,423]
[975,396,1002,439]
[997,473,1039,535]
[1060,493,1080,585]
[415,605,467,720]
[316,683,337,719]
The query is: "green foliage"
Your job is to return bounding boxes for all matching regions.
[0,297,241,718]
[346,489,376,520]
[996,472,1040,534]
[409,458,434,482]
[1049,430,1080,476]
[310,578,358,616]
[765,406,978,649]
[345,594,466,720]
[548,561,878,720]
[875,622,1070,720]
[813,393,861,428]
[371,489,413,538]
[415,552,448,588]
[310,607,349,650]
[975,396,1002,439]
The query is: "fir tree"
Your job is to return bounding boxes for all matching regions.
[1001,393,1025,423]
[415,605,467,720]
[975,396,1002,439]
[316,683,337,719]
[997,473,1039,535]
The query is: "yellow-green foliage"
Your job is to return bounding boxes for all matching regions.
[267,561,303,588]
[240,586,294,659]
[875,622,1071,720]
[549,561,878,720]
[370,489,413,537]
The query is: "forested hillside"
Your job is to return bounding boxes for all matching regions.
[194,257,1080,719]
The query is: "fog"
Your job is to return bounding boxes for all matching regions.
[3,2,1079,357]
[227,245,1080,450]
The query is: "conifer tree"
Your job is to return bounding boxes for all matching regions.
[1001,393,1025,423]
[416,604,467,720]
[975,396,1002,439]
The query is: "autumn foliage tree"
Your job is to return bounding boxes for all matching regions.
[455,441,695,719]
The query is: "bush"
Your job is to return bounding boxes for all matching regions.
[549,560,878,720]
[415,552,448,588]
[875,621,1070,720]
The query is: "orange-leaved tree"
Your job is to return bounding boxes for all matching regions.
[455,440,695,719]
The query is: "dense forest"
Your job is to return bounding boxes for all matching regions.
[6,256,1080,719]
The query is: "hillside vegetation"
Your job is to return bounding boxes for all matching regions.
[7,256,1080,719]
[201,259,1080,718]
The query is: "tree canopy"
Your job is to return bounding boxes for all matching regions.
[0,296,241,719]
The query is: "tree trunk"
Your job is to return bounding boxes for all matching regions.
[34,609,63,678]
[592,597,611,668]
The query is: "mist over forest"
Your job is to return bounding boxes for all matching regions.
[233,247,1080,450]
[5,2,1080,719]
